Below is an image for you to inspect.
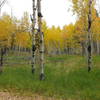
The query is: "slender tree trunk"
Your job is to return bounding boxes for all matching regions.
[31,0,36,74]
[87,0,92,72]
[11,34,15,51]
[97,40,100,55]
[37,0,45,80]
[0,48,4,73]
[81,42,86,56]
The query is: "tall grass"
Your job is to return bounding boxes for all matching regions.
[0,55,100,100]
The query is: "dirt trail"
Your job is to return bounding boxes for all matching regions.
[0,92,59,100]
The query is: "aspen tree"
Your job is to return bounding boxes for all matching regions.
[37,0,45,80]
[0,0,7,73]
[71,0,94,71]
[31,0,36,73]
[87,0,93,72]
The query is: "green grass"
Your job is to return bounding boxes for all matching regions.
[0,55,100,100]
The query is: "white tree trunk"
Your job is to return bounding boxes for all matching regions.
[31,0,36,73]
[37,0,45,80]
[87,0,93,72]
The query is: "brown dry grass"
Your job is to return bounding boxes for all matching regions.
[0,92,63,100]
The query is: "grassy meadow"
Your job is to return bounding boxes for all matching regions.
[0,55,100,100]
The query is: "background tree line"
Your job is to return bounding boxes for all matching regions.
[0,0,100,56]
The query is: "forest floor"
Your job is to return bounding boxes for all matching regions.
[0,55,100,100]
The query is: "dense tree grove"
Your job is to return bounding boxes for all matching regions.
[0,0,100,56]
[0,12,31,51]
